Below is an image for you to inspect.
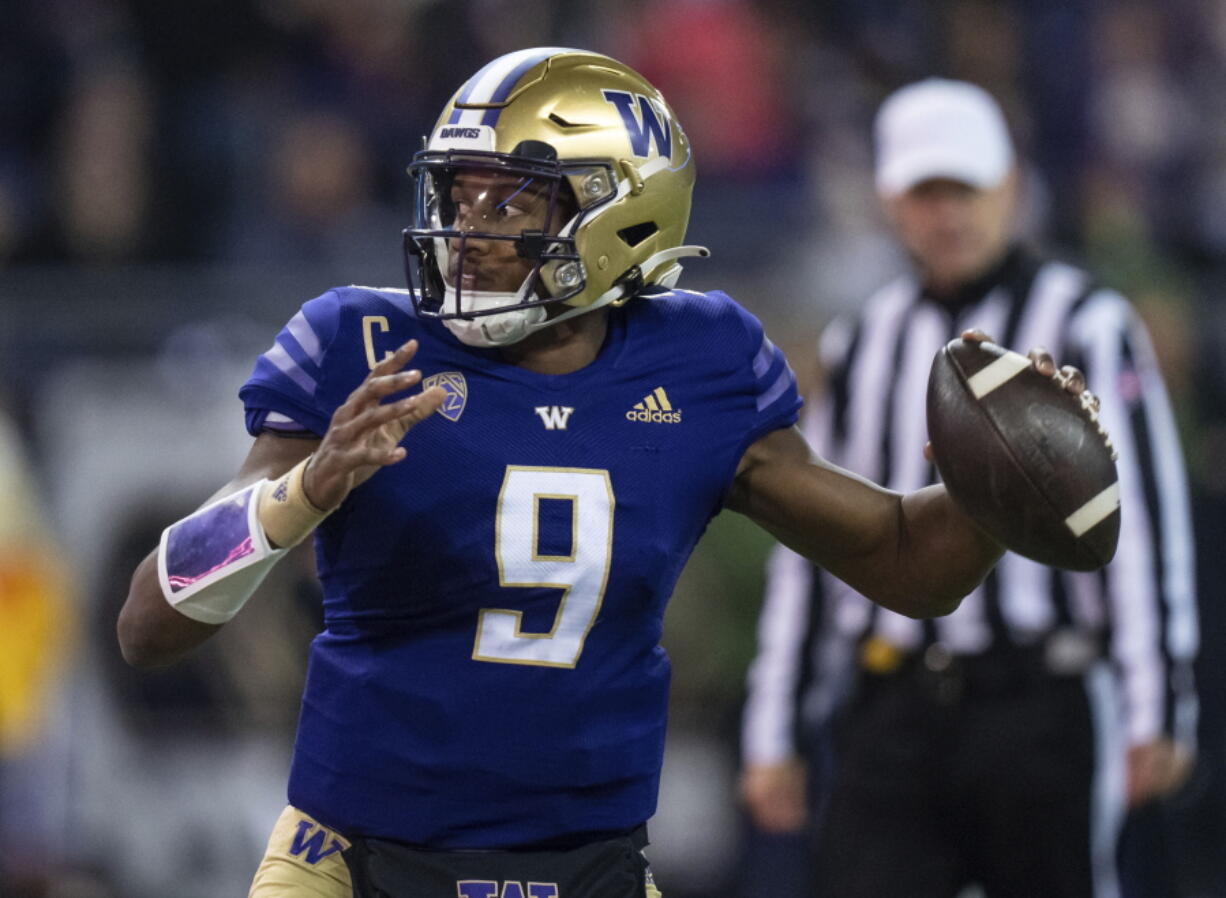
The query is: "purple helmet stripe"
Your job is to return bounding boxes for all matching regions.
[447,55,505,124]
[478,49,558,126]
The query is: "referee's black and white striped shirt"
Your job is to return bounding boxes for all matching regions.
[742,247,1198,764]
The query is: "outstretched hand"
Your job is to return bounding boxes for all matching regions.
[923,329,1099,462]
[303,339,447,510]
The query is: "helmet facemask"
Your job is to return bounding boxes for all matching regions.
[404,48,710,347]
[404,147,614,347]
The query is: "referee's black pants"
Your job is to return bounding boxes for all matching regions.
[815,651,1116,898]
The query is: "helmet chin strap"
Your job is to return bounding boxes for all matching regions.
[442,244,710,348]
[440,282,547,347]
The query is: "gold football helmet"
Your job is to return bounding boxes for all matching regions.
[403,47,708,346]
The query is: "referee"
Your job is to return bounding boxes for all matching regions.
[740,79,1198,897]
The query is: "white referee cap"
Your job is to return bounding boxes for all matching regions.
[874,78,1014,197]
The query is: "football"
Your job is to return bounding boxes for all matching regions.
[926,338,1121,571]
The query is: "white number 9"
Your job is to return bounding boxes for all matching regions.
[474,466,615,667]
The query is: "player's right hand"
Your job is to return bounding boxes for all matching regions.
[303,339,446,511]
[922,328,1099,464]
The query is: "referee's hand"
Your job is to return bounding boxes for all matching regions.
[739,758,808,833]
[1128,738,1193,807]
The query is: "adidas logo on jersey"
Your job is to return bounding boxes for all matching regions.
[626,387,681,423]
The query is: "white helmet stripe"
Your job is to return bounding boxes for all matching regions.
[450,47,574,127]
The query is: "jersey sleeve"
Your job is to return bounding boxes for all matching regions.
[730,297,803,448]
[239,290,344,437]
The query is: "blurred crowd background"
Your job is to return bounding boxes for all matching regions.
[2,0,1226,895]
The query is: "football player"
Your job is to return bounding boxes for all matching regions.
[117,48,1086,898]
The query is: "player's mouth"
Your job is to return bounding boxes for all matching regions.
[448,263,483,290]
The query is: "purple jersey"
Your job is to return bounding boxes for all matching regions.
[239,285,800,847]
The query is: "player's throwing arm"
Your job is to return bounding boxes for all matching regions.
[117,340,445,668]
[728,330,1108,619]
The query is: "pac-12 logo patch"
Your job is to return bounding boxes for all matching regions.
[424,371,468,422]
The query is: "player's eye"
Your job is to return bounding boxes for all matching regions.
[494,179,538,220]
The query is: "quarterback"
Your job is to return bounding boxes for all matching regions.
[118,48,1077,897]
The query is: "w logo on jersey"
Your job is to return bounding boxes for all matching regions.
[602,90,672,158]
[534,406,575,430]
[424,371,468,422]
[288,819,345,865]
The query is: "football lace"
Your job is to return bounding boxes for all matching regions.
[1079,390,1119,462]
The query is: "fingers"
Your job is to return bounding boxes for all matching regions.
[972,333,1096,406]
[304,341,443,507]
[1027,346,1057,378]
[1017,344,1090,398]
[372,338,420,378]
[1059,364,1086,395]
[964,330,1055,378]
[349,443,407,468]
[417,384,448,416]
[333,366,424,425]
[1041,359,1090,399]
[332,341,422,422]
[334,385,446,450]
[379,386,448,450]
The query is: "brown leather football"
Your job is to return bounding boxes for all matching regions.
[926,338,1120,571]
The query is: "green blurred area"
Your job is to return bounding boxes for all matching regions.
[664,509,777,715]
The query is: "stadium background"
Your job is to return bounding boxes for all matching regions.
[1,0,1225,895]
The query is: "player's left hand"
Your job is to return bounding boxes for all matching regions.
[304,339,447,510]
[923,329,1098,461]
[1128,738,1194,807]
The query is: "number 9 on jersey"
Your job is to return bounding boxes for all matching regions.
[474,467,615,667]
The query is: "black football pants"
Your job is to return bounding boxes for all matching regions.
[815,662,1110,898]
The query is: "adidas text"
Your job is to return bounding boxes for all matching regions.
[627,387,681,423]
[625,408,682,424]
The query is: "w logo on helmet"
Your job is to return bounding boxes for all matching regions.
[602,90,672,159]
